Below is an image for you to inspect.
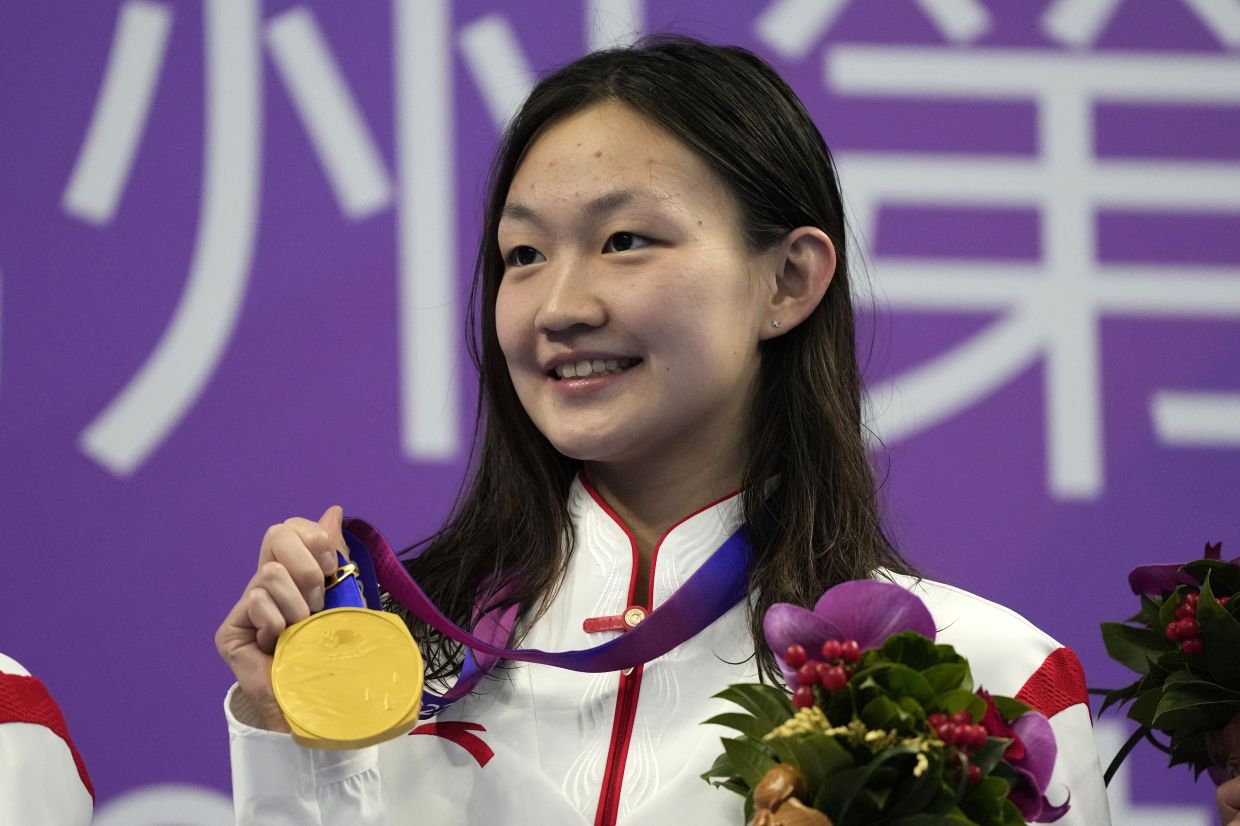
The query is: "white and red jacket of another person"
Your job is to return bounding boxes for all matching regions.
[0,652,94,825]
[226,476,1111,825]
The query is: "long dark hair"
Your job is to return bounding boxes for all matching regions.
[393,34,915,684]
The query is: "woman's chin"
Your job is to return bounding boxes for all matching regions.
[544,431,635,466]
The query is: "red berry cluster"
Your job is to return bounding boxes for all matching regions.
[786,639,861,709]
[929,712,988,785]
[1166,591,1203,656]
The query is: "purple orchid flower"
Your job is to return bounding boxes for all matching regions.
[1006,711,1070,822]
[1129,541,1234,596]
[763,579,937,687]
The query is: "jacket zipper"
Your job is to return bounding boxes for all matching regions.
[594,529,654,826]
[594,663,645,826]
[580,474,739,826]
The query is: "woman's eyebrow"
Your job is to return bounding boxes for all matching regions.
[500,189,665,229]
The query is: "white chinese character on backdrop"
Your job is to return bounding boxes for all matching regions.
[64,0,642,477]
[757,0,1240,501]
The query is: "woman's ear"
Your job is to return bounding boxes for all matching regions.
[759,227,836,339]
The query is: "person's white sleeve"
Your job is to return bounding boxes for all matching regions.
[226,683,386,825]
[1046,703,1111,826]
[0,653,93,826]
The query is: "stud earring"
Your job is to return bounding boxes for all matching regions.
[769,320,782,328]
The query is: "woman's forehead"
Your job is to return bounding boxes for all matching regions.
[504,102,728,214]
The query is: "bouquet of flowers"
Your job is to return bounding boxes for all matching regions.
[1098,541,1240,782]
[702,580,1067,826]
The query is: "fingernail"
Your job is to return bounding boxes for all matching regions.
[309,586,324,612]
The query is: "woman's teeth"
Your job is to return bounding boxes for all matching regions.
[555,358,638,379]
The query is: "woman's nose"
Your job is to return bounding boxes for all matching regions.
[534,260,607,334]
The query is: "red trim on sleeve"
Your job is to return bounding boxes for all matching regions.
[1015,646,1090,721]
[0,672,94,799]
[410,721,495,767]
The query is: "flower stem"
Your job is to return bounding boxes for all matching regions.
[1103,725,1149,787]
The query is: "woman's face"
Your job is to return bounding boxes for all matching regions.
[495,102,778,475]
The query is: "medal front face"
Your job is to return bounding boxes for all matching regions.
[272,607,424,749]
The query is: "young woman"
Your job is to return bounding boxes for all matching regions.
[216,36,1110,825]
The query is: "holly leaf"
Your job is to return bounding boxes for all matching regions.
[713,683,795,730]
[1198,574,1240,689]
[1127,687,1164,727]
[1127,594,1164,627]
[721,736,776,788]
[702,712,770,740]
[1102,621,1175,675]
[1185,560,1240,596]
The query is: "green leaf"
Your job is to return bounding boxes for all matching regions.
[720,736,776,788]
[924,663,970,695]
[960,775,1011,824]
[881,664,938,708]
[935,689,986,721]
[700,749,747,795]
[861,694,911,731]
[713,683,795,730]
[1128,687,1164,727]
[999,798,1026,826]
[1102,621,1175,675]
[970,737,1011,775]
[1097,680,1143,717]
[1128,594,1164,627]
[891,815,974,826]
[883,757,945,819]
[1185,560,1240,596]
[702,712,770,740]
[898,695,927,720]
[1152,684,1240,732]
[766,732,854,790]
[879,632,945,670]
[990,695,1031,721]
[834,746,926,825]
[1198,574,1240,689]
[1159,589,1188,631]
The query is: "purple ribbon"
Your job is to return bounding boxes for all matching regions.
[342,517,752,719]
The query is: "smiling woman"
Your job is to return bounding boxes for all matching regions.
[217,34,1111,826]
[495,102,817,514]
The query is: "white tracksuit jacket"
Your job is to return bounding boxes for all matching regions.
[0,653,94,826]
[226,477,1111,825]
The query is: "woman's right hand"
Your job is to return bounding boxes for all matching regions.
[215,505,347,731]
[1219,775,1240,825]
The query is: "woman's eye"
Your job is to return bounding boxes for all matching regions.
[602,232,651,253]
[506,245,545,267]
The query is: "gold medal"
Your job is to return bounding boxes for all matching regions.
[272,574,425,749]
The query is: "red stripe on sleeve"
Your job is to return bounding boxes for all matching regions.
[410,721,495,767]
[0,672,94,799]
[1014,646,1090,721]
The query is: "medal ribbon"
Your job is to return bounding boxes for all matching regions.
[342,517,752,718]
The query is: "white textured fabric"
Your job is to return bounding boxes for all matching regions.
[226,478,1111,825]
[0,653,94,826]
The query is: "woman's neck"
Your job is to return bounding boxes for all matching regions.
[585,452,744,605]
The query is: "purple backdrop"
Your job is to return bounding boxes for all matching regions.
[2,1,1237,822]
